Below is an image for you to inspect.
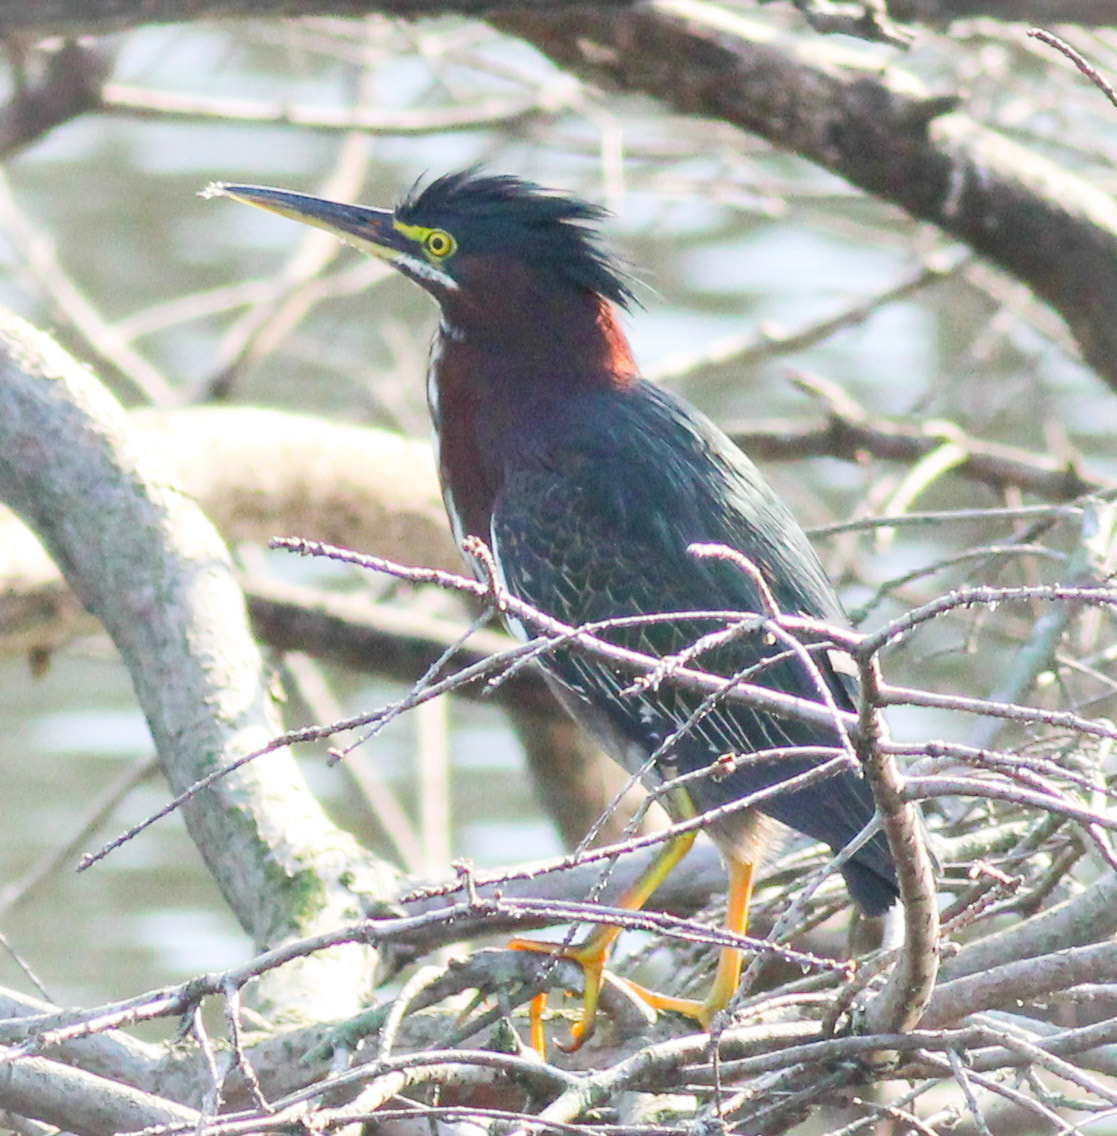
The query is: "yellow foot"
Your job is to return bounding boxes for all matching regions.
[620,856,755,1031]
[620,979,718,1029]
[512,938,716,1051]
[510,936,610,1052]
[505,841,753,1053]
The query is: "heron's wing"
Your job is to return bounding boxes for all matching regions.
[490,380,896,912]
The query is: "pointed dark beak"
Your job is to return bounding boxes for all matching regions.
[203,182,410,260]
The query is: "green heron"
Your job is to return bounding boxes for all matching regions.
[210,171,898,1049]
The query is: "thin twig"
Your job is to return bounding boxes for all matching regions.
[1029,29,1117,112]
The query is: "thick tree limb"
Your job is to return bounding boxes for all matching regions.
[0,407,458,653]
[941,868,1117,985]
[852,656,939,1036]
[6,0,1117,37]
[132,405,458,573]
[493,2,1117,393]
[0,1047,198,1136]
[889,0,1117,24]
[5,0,630,36]
[0,312,396,1022]
[925,939,1117,1029]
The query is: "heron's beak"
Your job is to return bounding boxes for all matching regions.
[203,183,409,261]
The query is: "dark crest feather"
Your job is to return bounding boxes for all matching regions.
[396,168,637,309]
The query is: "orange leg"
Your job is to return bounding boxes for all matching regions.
[529,992,548,1059]
[512,825,698,1051]
[624,856,755,1027]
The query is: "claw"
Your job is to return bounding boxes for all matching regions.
[511,934,612,1052]
[554,948,603,1051]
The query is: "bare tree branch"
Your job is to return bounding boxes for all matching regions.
[852,651,939,1035]
[494,2,1117,393]
[7,0,1117,38]
[729,373,1107,502]
[925,939,1117,1028]
[0,1047,199,1136]
[0,311,396,1022]
[890,0,1117,25]
[99,81,574,134]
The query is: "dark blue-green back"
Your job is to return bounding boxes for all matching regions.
[491,379,898,916]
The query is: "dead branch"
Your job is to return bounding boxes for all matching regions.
[493,3,1117,392]
[851,650,939,1035]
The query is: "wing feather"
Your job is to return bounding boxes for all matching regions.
[491,379,898,913]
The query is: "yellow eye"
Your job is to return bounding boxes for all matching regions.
[424,229,456,258]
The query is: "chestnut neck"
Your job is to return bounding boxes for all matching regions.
[440,269,636,384]
[428,283,638,541]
